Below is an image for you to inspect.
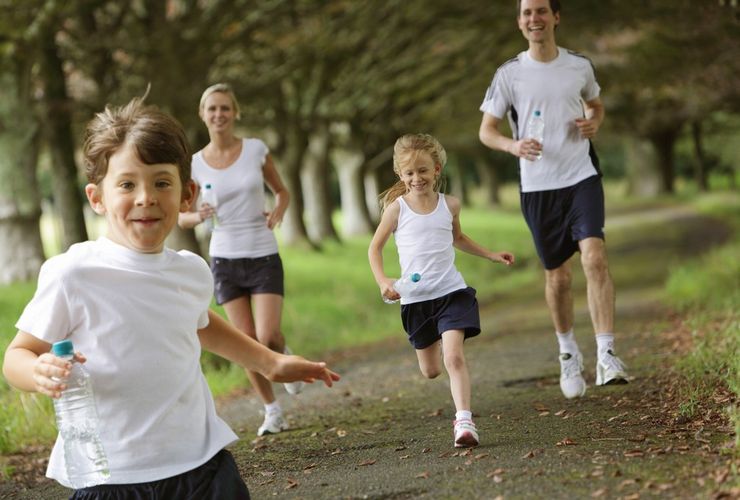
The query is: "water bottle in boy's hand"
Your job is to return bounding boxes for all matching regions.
[51,340,110,489]
[383,273,422,304]
[529,110,545,160]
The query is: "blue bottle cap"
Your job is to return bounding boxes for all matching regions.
[410,273,421,282]
[51,340,74,357]
[534,110,541,117]
[205,183,212,189]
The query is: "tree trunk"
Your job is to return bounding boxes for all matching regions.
[447,155,468,204]
[301,122,340,244]
[0,66,45,284]
[278,125,314,248]
[473,155,500,206]
[623,136,661,197]
[334,148,374,237]
[691,121,709,191]
[40,28,88,250]
[649,130,678,194]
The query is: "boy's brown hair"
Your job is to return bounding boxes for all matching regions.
[83,97,191,189]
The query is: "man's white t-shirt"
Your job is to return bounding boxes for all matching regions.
[192,138,279,258]
[480,47,601,192]
[394,194,467,305]
[16,237,237,487]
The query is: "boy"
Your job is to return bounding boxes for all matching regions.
[2,97,339,499]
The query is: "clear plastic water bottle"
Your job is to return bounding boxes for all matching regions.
[383,273,422,304]
[51,340,110,489]
[529,110,545,161]
[201,183,219,232]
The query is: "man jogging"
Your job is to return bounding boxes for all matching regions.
[478,0,628,399]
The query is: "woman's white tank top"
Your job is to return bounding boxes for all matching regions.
[191,138,279,258]
[394,193,466,304]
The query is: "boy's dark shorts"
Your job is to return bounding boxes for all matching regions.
[520,175,605,270]
[70,449,249,500]
[400,287,481,350]
[211,253,284,305]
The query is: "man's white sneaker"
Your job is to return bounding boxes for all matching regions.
[257,412,288,436]
[596,349,629,386]
[559,351,587,399]
[453,419,479,448]
[282,346,305,395]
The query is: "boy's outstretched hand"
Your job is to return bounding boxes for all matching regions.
[268,354,340,387]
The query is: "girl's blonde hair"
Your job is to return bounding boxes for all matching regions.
[379,133,447,210]
[199,83,241,120]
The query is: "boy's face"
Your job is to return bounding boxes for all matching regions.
[85,143,194,254]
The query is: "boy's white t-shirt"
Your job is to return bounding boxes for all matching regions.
[191,138,279,258]
[15,237,237,487]
[393,194,467,305]
[480,47,601,192]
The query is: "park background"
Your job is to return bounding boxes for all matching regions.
[0,0,738,489]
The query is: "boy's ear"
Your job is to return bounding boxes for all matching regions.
[180,179,197,212]
[85,184,106,215]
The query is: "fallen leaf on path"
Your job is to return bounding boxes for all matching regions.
[358,459,376,466]
[258,471,275,477]
[428,408,443,416]
[395,445,407,452]
[330,448,342,455]
[623,449,644,457]
[556,438,577,446]
[422,448,431,453]
[539,411,551,417]
[492,475,504,483]
[590,487,607,497]
[336,429,347,437]
[415,471,430,479]
[521,450,536,459]
[555,409,567,416]
[474,453,489,460]
[400,455,410,459]
[285,478,299,490]
[303,463,318,471]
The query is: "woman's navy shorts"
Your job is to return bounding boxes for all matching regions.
[520,175,605,270]
[211,253,284,305]
[71,449,250,500]
[400,287,481,350]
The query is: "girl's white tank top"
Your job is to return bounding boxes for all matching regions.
[394,193,466,305]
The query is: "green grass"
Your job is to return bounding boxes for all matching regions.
[663,193,740,453]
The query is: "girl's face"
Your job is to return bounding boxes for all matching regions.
[201,91,236,134]
[85,143,194,253]
[398,151,441,196]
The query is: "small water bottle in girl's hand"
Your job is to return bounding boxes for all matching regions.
[383,273,422,304]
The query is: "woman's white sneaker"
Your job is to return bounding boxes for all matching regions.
[559,351,587,399]
[257,412,288,436]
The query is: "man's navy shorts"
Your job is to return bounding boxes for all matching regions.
[71,449,250,499]
[400,287,481,350]
[211,253,284,305]
[520,175,605,270]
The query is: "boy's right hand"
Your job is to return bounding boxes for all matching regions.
[33,352,86,399]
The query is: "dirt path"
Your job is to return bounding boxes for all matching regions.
[2,206,736,499]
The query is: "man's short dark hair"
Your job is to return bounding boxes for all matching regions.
[517,0,561,16]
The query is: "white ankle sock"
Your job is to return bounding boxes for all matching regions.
[264,401,282,415]
[596,333,615,358]
[455,410,472,422]
[556,330,579,354]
